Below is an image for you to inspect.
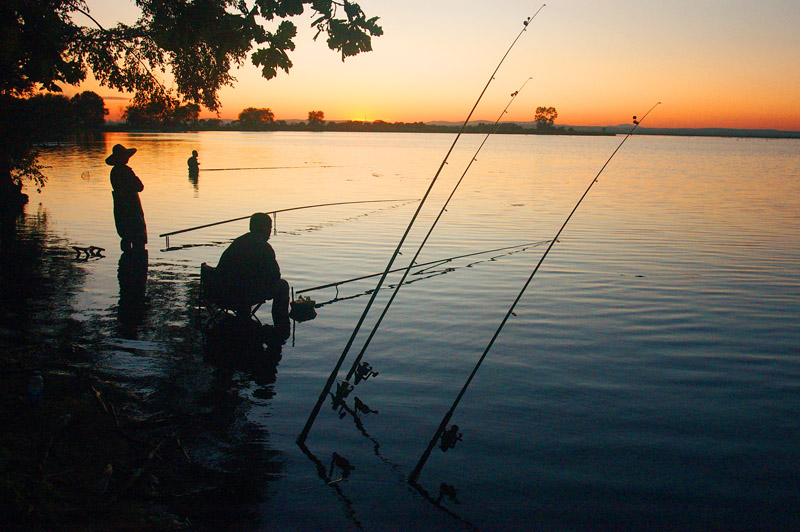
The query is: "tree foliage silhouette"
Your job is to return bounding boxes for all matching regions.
[534,106,558,129]
[2,0,382,110]
[307,110,325,130]
[238,107,276,130]
[71,91,108,129]
[123,97,200,130]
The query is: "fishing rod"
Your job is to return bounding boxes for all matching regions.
[297,5,547,445]
[295,240,550,297]
[408,102,662,484]
[158,198,416,247]
[343,77,533,384]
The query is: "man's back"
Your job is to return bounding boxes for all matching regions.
[215,231,280,307]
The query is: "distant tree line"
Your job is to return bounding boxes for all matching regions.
[8,91,108,140]
[111,104,595,135]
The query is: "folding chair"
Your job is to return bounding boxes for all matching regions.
[199,263,265,328]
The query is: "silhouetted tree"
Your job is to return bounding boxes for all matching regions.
[534,106,558,130]
[307,110,325,130]
[198,118,223,130]
[29,94,77,138]
[123,96,200,130]
[173,102,200,128]
[71,91,108,129]
[237,107,275,130]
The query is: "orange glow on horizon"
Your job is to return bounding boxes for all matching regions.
[64,0,800,133]
[79,84,800,132]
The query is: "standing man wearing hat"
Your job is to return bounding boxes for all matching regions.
[106,144,147,251]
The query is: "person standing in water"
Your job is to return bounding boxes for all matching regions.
[187,150,200,191]
[106,144,147,251]
[187,150,199,173]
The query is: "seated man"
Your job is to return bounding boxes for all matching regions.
[211,212,289,329]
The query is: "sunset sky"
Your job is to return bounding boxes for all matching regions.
[70,0,800,130]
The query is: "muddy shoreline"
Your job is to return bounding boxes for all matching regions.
[1,215,282,531]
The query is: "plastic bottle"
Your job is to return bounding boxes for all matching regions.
[27,370,43,406]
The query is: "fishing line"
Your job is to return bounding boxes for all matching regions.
[297,5,547,445]
[342,77,534,383]
[408,102,662,484]
[158,198,416,246]
[312,244,545,309]
[295,240,550,296]
[200,165,337,172]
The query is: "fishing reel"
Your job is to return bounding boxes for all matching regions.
[353,361,379,384]
[330,379,354,417]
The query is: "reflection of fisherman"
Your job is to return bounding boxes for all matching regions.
[213,213,290,329]
[117,249,148,339]
[187,150,199,173]
[106,144,147,251]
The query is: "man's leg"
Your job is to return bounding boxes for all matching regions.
[271,279,290,326]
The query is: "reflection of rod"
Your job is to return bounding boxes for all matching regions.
[345,77,533,383]
[158,199,416,240]
[408,103,662,484]
[297,5,547,446]
[409,481,480,531]
[296,442,364,530]
[296,240,549,296]
[335,399,480,530]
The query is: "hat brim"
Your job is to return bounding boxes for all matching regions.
[105,147,137,166]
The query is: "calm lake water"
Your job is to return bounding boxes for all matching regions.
[24,131,800,530]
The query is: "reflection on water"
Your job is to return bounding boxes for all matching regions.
[19,132,800,530]
[188,169,199,193]
[0,207,89,350]
[117,249,148,338]
[2,205,285,527]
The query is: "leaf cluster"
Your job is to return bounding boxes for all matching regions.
[2,0,383,112]
[0,0,88,95]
